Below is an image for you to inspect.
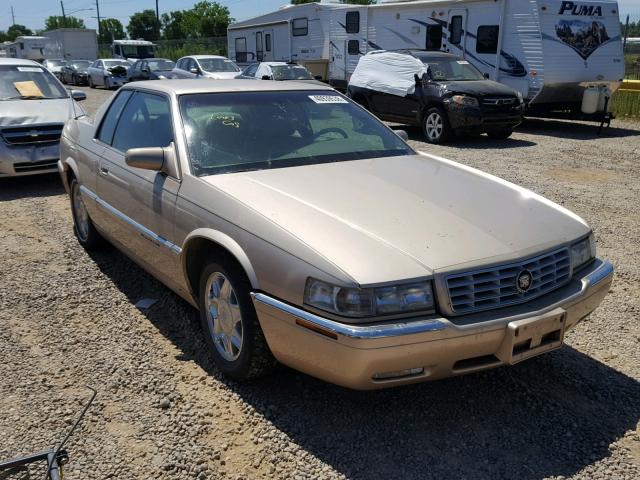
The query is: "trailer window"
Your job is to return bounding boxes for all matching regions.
[266,34,272,52]
[426,24,442,50]
[348,40,360,55]
[449,16,463,45]
[346,12,360,34]
[292,18,308,37]
[235,37,247,63]
[476,25,499,54]
[256,32,264,62]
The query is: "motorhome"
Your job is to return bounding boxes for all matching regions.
[4,36,48,61]
[227,0,624,118]
[111,39,156,62]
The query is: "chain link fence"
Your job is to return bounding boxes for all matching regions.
[98,36,228,61]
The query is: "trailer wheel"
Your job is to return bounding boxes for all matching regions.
[422,107,452,144]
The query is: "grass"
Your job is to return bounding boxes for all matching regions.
[611,89,640,117]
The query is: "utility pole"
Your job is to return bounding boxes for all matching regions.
[623,14,630,52]
[60,1,66,20]
[96,0,101,40]
[11,6,15,25]
[155,0,159,22]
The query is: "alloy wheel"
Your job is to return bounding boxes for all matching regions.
[205,272,244,362]
[425,112,444,141]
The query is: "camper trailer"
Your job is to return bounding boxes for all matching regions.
[112,39,156,63]
[4,36,48,61]
[228,0,624,118]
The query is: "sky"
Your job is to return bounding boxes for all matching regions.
[2,0,640,33]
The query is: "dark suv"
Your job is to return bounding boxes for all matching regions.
[348,50,524,143]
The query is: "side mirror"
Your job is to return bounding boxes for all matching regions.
[142,67,150,73]
[261,75,272,80]
[189,67,200,75]
[395,129,409,141]
[483,72,490,79]
[125,147,164,171]
[70,90,86,101]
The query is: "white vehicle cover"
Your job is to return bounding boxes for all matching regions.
[348,51,427,97]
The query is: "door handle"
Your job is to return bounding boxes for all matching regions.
[99,166,109,176]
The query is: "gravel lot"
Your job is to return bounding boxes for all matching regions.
[1,85,639,480]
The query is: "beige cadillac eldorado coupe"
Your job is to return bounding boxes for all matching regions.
[58,80,613,390]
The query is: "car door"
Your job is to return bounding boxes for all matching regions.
[242,63,259,79]
[129,61,141,81]
[95,90,182,284]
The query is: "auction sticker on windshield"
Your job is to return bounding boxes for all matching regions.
[309,95,348,104]
[17,67,43,72]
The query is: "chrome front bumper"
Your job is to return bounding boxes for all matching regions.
[252,259,614,390]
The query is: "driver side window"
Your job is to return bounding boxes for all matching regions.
[111,92,173,153]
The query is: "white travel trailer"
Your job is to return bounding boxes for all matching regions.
[228,0,624,117]
[4,36,48,61]
[111,39,156,62]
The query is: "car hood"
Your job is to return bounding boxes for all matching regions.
[440,79,517,97]
[202,153,589,285]
[205,71,242,79]
[0,98,76,126]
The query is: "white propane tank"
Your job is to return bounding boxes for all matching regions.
[581,86,600,114]
[597,86,611,112]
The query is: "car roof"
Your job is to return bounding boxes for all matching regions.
[187,55,229,60]
[262,62,300,67]
[395,49,459,59]
[121,79,334,95]
[0,58,42,66]
[98,58,129,62]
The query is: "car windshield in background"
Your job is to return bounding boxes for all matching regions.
[104,60,130,68]
[199,58,241,73]
[0,65,68,100]
[121,45,154,58]
[148,59,175,71]
[421,58,485,81]
[72,61,91,70]
[46,60,66,67]
[180,90,413,176]
[271,65,314,80]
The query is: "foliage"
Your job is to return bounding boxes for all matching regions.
[6,24,33,40]
[44,16,85,30]
[611,89,640,117]
[127,9,161,41]
[622,20,640,37]
[160,1,233,40]
[99,18,126,44]
[291,0,376,4]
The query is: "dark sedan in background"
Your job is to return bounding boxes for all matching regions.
[60,60,92,86]
[128,58,177,81]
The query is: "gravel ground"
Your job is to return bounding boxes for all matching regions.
[0,85,639,480]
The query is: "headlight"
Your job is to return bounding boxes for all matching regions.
[451,95,479,107]
[157,74,166,79]
[570,234,596,271]
[304,278,434,317]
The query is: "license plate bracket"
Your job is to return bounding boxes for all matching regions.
[496,308,566,365]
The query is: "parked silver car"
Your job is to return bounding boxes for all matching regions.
[43,58,67,79]
[0,58,86,177]
[87,59,130,89]
[58,80,613,389]
[172,55,241,79]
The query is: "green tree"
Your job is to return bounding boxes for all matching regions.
[161,2,232,39]
[291,0,376,4]
[99,18,125,44]
[0,30,9,42]
[7,24,32,40]
[161,10,186,40]
[44,16,85,30]
[127,9,161,41]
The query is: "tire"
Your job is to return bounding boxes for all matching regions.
[198,258,276,380]
[103,76,110,89]
[70,178,104,250]
[89,77,95,89]
[487,128,513,140]
[422,107,452,144]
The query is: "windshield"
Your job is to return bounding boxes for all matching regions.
[45,60,66,67]
[0,65,68,100]
[71,60,91,70]
[419,57,485,81]
[104,60,130,68]
[180,91,413,176]
[199,58,241,73]
[119,44,154,59]
[148,59,175,71]
[271,65,314,80]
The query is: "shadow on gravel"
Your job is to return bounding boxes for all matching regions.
[396,126,538,149]
[91,248,640,480]
[0,174,64,201]
[519,118,640,140]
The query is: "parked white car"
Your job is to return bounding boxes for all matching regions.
[172,55,241,79]
[87,59,130,89]
[42,59,67,79]
[241,62,318,82]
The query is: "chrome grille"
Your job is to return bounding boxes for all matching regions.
[445,248,571,315]
[482,97,517,106]
[1,124,64,145]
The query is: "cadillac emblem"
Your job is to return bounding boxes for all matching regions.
[515,269,533,293]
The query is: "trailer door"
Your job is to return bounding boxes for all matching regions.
[344,8,367,82]
[262,29,274,61]
[446,9,467,56]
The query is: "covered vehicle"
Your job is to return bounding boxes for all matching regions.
[240,62,319,82]
[172,55,241,79]
[128,58,177,81]
[59,79,612,390]
[42,58,67,79]
[0,58,86,177]
[60,60,92,86]
[87,58,130,89]
[348,50,524,143]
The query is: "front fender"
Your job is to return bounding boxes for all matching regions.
[58,147,80,194]
[181,228,260,289]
